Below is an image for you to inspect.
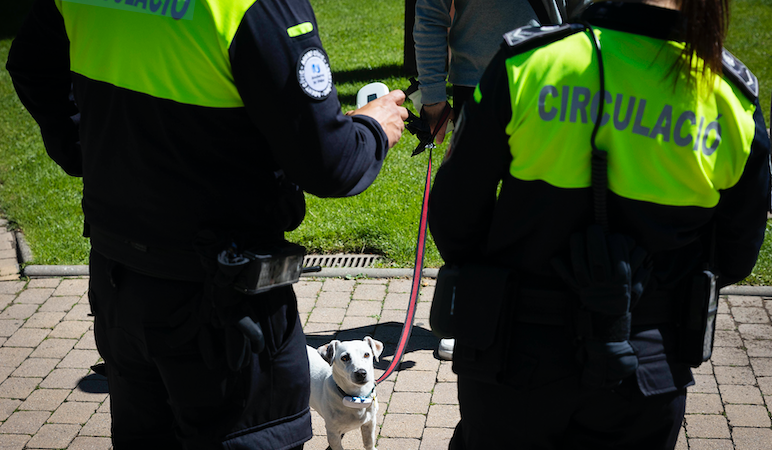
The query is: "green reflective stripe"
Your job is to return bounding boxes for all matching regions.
[60,0,196,21]
[503,28,756,208]
[287,22,313,38]
[55,0,256,107]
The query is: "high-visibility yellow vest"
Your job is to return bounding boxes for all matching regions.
[484,27,757,208]
[55,0,256,107]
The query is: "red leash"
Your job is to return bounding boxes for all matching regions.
[376,104,451,384]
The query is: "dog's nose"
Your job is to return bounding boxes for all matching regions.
[354,369,368,383]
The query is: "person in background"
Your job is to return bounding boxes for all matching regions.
[6,0,407,448]
[413,0,590,146]
[414,0,590,360]
[428,0,770,447]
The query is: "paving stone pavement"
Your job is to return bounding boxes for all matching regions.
[0,219,20,282]
[1,223,772,448]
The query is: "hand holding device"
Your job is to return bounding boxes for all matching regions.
[356,82,390,108]
[350,83,408,149]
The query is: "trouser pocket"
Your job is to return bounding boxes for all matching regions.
[451,265,515,384]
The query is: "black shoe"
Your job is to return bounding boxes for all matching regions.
[90,362,107,377]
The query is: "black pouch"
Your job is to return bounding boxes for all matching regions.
[193,234,306,371]
[229,242,306,295]
[429,265,460,338]
[677,269,718,367]
[431,264,515,383]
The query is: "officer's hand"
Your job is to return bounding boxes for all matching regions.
[350,90,408,148]
[421,101,453,145]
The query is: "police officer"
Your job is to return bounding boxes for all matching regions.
[428,0,770,448]
[7,0,408,448]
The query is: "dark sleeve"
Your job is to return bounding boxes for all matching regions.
[229,0,389,198]
[713,102,771,287]
[427,49,513,264]
[6,0,82,177]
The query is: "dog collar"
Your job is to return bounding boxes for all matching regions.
[337,384,376,409]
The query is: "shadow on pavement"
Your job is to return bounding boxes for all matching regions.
[305,321,441,372]
[77,372,110,394]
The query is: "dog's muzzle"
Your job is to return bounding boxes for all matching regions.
[353,369,369,384]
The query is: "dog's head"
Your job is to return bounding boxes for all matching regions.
[318,336,384,390]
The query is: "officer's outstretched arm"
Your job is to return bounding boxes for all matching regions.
[348,90,408,149]
[230,0,398,199]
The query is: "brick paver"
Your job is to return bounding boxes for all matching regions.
[26,423,80,448]
[2,274,772,449]
[685,393,723,414]
[731,428,772,450]
[19,389,69,411]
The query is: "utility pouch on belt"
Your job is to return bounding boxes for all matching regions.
[195,234,307,371]
[430,265,460,338]
[224,242,306,295]
[677,269,719,367]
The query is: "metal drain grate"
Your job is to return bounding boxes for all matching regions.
[303,254,379,268]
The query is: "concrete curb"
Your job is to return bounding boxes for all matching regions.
[18,264,771,296]
[21,264,441,279]
[23,264,90,277]
[721,284,772,296]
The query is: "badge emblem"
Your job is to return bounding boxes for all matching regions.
[297,48,333,100]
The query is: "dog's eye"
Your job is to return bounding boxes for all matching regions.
[364,352,370,358]
[341,354,350,362]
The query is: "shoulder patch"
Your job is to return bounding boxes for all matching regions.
[722,49,759,100]
[502,23,586,55]
[297,48,333,100]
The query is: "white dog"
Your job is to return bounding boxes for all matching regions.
[307,337,384,450]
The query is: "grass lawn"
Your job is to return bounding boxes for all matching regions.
[1,0,772,282]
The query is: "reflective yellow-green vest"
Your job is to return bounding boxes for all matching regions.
[486,27,757,209]
[54,0,257,107]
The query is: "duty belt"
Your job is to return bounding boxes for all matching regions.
[515,288,676,327]
[89,226,283,283]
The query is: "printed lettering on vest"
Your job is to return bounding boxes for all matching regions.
[538,84,723,156]
[61,0,195,20]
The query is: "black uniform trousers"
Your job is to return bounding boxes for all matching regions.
[88,249,311,449]
[448,321,687,450]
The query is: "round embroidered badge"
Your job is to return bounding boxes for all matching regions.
[297,48,332,100]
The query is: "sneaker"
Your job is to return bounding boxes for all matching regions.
[438,338,455,361]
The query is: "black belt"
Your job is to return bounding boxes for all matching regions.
[90,226,207,282]
[90,227,287,283]
[515,288,677,326]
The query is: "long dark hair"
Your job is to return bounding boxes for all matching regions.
[679,0,730,77]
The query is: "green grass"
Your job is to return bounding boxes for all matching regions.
[1,0,771,281]
[285,0,443,267]
[0,40,90,265]
[725,0,772,126]
[743,222,772,286]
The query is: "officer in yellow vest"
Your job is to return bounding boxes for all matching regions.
[7,0,408,448]
[428,0,770,448]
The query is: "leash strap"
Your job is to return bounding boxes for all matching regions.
[376,103,451,384]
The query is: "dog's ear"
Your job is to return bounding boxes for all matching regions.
[318,340,339,365]
[364,336,384,362]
